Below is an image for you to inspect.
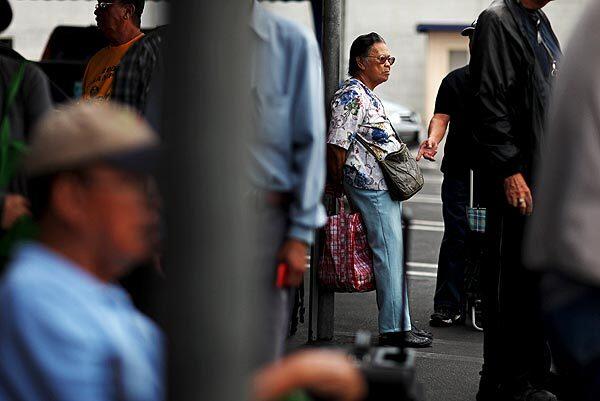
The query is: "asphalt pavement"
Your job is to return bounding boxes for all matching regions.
[288,157,484,401]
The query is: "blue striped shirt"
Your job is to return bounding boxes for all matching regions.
[0,243,164,401]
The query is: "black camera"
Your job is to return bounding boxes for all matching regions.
[353,331,425,401]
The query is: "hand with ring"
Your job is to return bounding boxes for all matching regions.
[503,173,533,216]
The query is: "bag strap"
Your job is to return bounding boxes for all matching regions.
[384,116,404,144]
[372,90,404,143]
[353,131,383,161]
[0,62,26,185]
[469,170,474,208]
[337,196,346,215]
[353,115,407,156]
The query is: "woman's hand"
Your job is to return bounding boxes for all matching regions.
[327,145,347,197]
[325,183,345,198]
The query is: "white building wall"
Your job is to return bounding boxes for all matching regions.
[1,0,169,60]
[344,0,591,119]
[264,0,591,120]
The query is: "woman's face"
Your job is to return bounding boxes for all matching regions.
[359,42,394,87]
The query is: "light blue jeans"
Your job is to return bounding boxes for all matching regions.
[345,183,412,333]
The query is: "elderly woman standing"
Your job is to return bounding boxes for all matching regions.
[327,33,432,348]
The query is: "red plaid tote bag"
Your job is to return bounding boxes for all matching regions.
[319,197,375,292]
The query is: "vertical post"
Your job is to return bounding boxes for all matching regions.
[309,0,341,342]
[310,0,323,50]
[165,2,256,401]
[322,0,342,122]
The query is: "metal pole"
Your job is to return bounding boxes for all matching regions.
[309,0,341,342]
[165,2,257,400]
[311,0,323,49]
[322,0,342,121]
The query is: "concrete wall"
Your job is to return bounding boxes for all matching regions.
[422,32,471,122]
[1,0,169,60]
[264,0,591,120]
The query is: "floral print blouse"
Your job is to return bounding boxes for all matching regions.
[327,78,403,190]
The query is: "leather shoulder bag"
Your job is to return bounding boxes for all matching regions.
[354,122,424,201]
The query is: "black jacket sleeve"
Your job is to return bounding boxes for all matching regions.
[470,9,524,179]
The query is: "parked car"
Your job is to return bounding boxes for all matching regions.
[382,99,424,145]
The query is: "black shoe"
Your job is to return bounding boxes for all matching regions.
[476,384,557,401]
[476,387,500,401]
[379,331,433,348]
[543,372,568,401]
[476,379,500,401]
[523,390,557,401]
[476,370,501,401]
[429,309,462,327]
[411,324,433,339]
[510,388,557,401]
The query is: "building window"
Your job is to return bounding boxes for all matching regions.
[416,25,470,121]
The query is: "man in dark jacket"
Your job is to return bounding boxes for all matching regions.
[525,1,600,399]
[470,0,560,400]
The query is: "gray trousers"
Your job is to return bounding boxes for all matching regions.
[253,205,291,363]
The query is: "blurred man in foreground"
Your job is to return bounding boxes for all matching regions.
[0,102,163,401]
[525,1,600,400]
[82,0,146,100]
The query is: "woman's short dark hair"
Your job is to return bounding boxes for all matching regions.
[348,32,386,77]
